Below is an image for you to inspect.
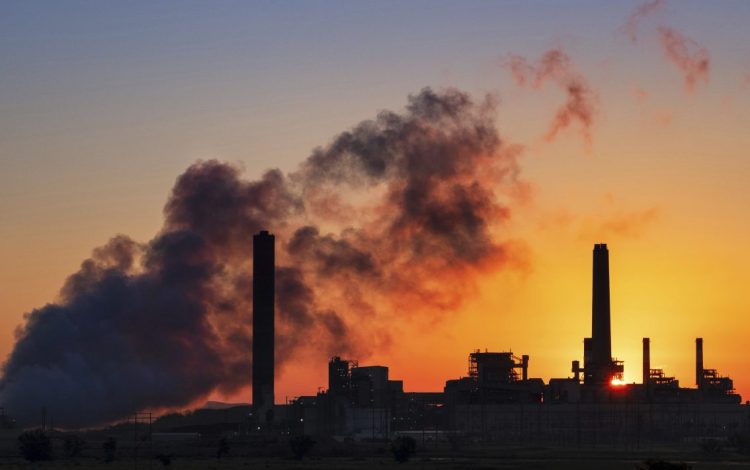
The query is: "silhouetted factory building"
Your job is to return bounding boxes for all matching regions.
[252,230,275,420]
[283,243,747,444]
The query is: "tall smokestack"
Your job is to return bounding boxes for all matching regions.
[696,337,703,388]
[253,231,275,416]
[643,337,650,385]
[591,244,612,383]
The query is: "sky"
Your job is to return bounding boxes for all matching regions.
[1,1,750,420]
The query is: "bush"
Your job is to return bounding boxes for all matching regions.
[155,453,172,466]
[289,435,315,460]
[102,437,117,462]
[216,436,230,459]
[391,435,416,463]
[639,459,691,470]
[18,429,53,462]
[701,438,722,455]
[63,434,85,460]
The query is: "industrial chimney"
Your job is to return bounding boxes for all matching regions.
[253,231,275,417]
[696,337,703,388]
[591,244,612,384]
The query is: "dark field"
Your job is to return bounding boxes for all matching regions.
[2,431,750,470]
[1,455,749,470]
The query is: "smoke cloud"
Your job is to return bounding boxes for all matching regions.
[0,88,526,427]
[507,49,597,148]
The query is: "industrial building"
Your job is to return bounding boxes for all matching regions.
[251,236,748,444]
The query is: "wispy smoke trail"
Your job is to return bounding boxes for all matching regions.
[657,26,710,91]
[623,0,664,43]
[507,49,597,148]
[0,88,527,427]
[622,1,710,91]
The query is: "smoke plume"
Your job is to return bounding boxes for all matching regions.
[0,88,526,427]
[657,26,710,91]
[507,49,597,148]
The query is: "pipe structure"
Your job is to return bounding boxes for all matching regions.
[696,337,704,388]
[643,338,651,386]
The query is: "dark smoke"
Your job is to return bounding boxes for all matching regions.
[0,88,526,427]
[507,49,597,148]
[657,26,710,91]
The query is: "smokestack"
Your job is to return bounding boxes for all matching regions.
[643,338,650,385]
[583,337,592,383]
[696,337,703,388]
[591,244,612,383]
[253,231,275,416]
[521,355,529,382]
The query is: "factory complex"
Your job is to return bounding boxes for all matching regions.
[251,233,748,445]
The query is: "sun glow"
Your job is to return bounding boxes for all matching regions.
[611,378,626,387]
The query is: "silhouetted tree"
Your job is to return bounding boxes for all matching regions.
[216,436,230,459]
[390,435,416,463]
[102,437,117,462]
[155,453,172,466]
[289,435,315,460]
[18,429,52,462]
[446,432,464,453]
[62,434,85,460]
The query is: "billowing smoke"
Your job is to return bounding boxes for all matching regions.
[657,26,710,91]
[507,49,597,147]
[0,88,526,427]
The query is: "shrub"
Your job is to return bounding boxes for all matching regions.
[701,438,722,455]
[18,429,52,462]
[155,453,172,466]
[391,435,416,463]
[216,436,230,459]
[63,434,85,460]
[730,433,750,454]
[639,459,691,470]
[102,437,117,462]
[289,435,315,460]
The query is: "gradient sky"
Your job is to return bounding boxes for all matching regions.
[2,1,750,406]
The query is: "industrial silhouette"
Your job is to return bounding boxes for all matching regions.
[252,230,275,423]
[250,235,746,443]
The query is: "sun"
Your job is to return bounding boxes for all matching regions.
[610,378,626,387]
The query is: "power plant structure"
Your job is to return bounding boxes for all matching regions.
[247,238,747,444]
[252,230,275,423]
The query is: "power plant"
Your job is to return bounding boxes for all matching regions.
[249,236,747,444]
